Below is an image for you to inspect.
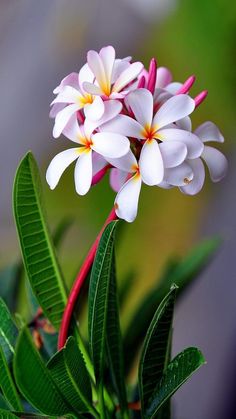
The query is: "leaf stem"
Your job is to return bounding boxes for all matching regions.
[58,207,118,350]
[98,382,107,419]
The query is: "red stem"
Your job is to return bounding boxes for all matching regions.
[58,207,118,349]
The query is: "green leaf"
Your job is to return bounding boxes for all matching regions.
[0,410,18,418]
[145,348,206,418]
[47,337,95,416]
[0,346,22,411]
[13,327,74,415]
[88,221,119,384]
[139,286,177,413]
[0,298,18,364]
[124,237,220,371]
[106,251,127,413]
[13,152,67,330]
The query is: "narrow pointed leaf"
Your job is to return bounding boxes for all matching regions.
[47,337,94,415]
[145,348,205,418]
[13,327,74,415]
[0,346,22,411]
[124,237,220,370]
[106,251,127,412]
[13,152,67,330]
[88,221,119,383]
[0,410,18,418]
[0,298,18,364]
[139,286,177,412]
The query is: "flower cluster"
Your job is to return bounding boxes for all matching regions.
[46,46,228,222]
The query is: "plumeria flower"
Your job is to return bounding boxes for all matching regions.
[83,46,143,100]
[46,101,130,195]
[101,88,203,186]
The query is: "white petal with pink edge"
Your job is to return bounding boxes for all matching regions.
[139,140,164,185]
[50,103,65,118]
[112,62,143,93]
[53,104,80,138]
[164,162,193,186]
[78,64,94,92]
[46,148,81,189]
[63,115,83,143]
[74,150,93,195]
[99,46,115,87]
[112,59,130,83]
[92,153,107,175]
[87,50,107,91]
[53,72,80,94]
[100,114,143,139]
[202,146,228,182]
[155,67,172,88]
[106,150,137,172]
[159,141,187,168]
[180,158,205,195]
[153,95,195,129]
[84,96,105,121]
[115,174,142,222]
[110,168,128,192]
[51,86,82,105]
[175,116,192,132]
[165,82,183,94]
[194,122,224,143]
[157,128,204,159]
[83,82,103,96]
[125,88,153,127]
[92,132,130,158]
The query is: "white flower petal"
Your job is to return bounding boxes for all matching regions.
[106,150,137,172]
[115,174,142,222]
[99,46,115,88]
[153,94,195,129]
[83,82,103,96]
[74,150,93,195]
[92,132,130,158]
[175,116,192,132]
[92,153,107,175]
[194,122,224,143]
[78,63,94,92]
[63,114,83,143]
[139,140,164,185]
[110,168,128,192]
[180,158,205,195]
[100,114,144,139]
[159,141,187,168]
[51,86,82,105]
[158,181,174,189]
[46,148,80,189]
[53,104,80,138]
[84,96,105,121]
[164,162,194,186]
[111,59,130,83]
[158,128,204,159]
[155,67,172,88]
[50,103,65,118]
[87,49,107,92]
[202,146,228,182]
[165,82,183,94]
[53,72,79,94]
[112,62,143,93]
[125,88,153,127]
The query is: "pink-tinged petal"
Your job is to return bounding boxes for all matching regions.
[62,114,83,144]
[106,150,138,172]
[50,103,65,118]
[165,82,183,94]
[99,46,115,88]
[202,146,228,182]
[155,67,172,88]
[110,168,128,192]
[153,95,195,129]
[100,114,144,139]
[157,128,204,159]
[46,148,80,189]
[158,181,174,189]
[78,63,94,92]
[53,104,80,138]
[87,49,107,91]
[159,141,187,168]
[83,82,103,96]
[164,162,193,186]
[96,100,122,125]
[154,88,172,107]
[194,122,224,143]
[112,62,144,93]
[125,88,153,127]
[92,132,130,158]
[53,72,80,94]
[74,150,93,195]
[180,158,205,195]
[175,116,192,132]
[92,153,107,175]
[84,96,105,121]
[115,174,142,222]
[139,140,164,185]
[51,86,82,105]
[112,59,130,83]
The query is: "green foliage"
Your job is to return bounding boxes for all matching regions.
[0,346,22,411]
[0,298,18,364]
[13,152,67,330]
